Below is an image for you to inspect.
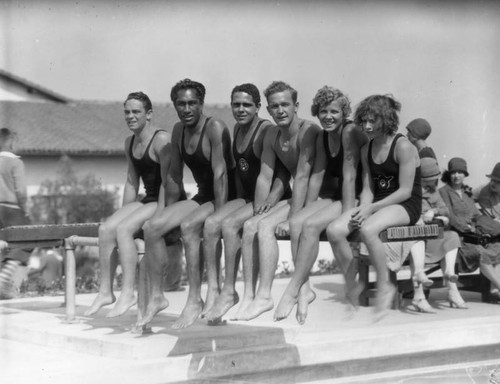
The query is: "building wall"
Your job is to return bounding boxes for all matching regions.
[24,154,197,199]
[0,77,52,102]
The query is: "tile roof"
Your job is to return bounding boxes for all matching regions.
[0,100,235,156]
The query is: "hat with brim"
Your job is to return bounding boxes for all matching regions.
[486,162,500,182]
[448,157,469,177]
[420,157,441,181]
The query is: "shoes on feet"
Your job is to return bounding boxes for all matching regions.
[411,298,435,313]
[448,289,468,309]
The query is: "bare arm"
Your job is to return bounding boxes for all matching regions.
[304,132,326,204]
[254,127,277,214]
[207,119,231,210]
[123,136,140,206]
[341,124,368,212]
[165,124,184,207]
[12,159,28,213]
[358,143,374,206]
[152,131,172,209]
[288,123,321,218]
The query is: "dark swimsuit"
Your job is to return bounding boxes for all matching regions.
[319,122,362,201]
[129,130,163,204]
[367,133,422,225]
[181,117,235,205]
[234,121,291,202]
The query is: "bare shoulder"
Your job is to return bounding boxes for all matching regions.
[395,135,418,161]
[343,122,368,148]
[152,129,172,153]
[263,123,279,143]
[208,117,229,132]
[300,119,322,143]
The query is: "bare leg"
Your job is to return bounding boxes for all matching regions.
[408,241,434,313]
[238,204,290,321]
[201,200,245,318]
[410,240,433,288]
[326,208,362,309]
[172,202,215,329]
[85,203,143,316]
[360,205,410,321]
[138,201,199,327]
[275,199,337,324]
[107,203,158,318]
[206,202,252,321]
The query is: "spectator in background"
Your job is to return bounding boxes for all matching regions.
[0,127,31,298]
[474,162,500,221]
[440,157,500,302]
[406,118,436,160]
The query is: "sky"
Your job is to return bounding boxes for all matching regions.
[1,0,499,187]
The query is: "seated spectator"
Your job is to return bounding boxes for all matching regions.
[409,158,466,312]
[405,118,436,159]
[474,162,500,221]
[439,157,500,302]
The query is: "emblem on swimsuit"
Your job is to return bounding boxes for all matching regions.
[375,175,394,190]
[238,158,249,172]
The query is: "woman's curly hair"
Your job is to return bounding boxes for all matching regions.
[354,94,401,135]
[310,86,351,119]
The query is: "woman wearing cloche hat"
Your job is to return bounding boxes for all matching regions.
[440,158,500,302]
[409,158,466,311]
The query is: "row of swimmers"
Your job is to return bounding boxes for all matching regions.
[84,78,500,329]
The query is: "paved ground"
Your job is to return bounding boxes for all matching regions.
[2,272,500,383]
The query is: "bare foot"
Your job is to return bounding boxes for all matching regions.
[106,293,137,318]
[84,293,116,316]
[237,296,273,321]
[206,290,239,321]
[373,283,396,323]
[273,293,297,322]
[172,299,203,329]
[201,288,220,318]
[296,287,316,325]
[345,281,365,311]
[136,295,169,327]
[231,296,254,320]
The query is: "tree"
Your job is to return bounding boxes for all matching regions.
[30,156,118,224]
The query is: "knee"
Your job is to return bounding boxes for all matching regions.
[243,219,258,238]
[288,217,303,236]
[180,220,199,241]
[302,218,322,238]
[203,216,221,240]
[99,222,116,240]
[116,222,135,240]
[143,217,164,241]
[257,219,275,240]
[222,217,239,238]
[359,223,378,244]
[326,221,343,243]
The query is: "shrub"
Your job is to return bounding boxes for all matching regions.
[30,155,118,224]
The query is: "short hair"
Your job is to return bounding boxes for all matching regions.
[124,92,153,112]
[0,127,15,141]
[170,79,206,104]
[311,86,351,118]
[264,81,298,104]
[231,83,261,105]
[354,94,401,135]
